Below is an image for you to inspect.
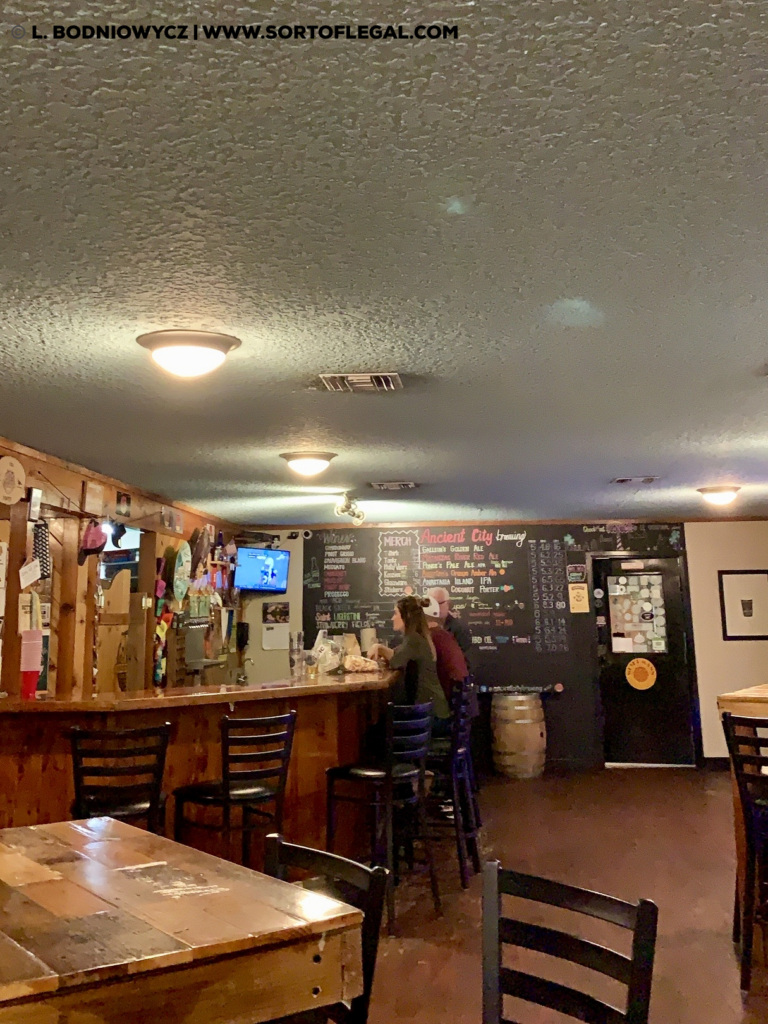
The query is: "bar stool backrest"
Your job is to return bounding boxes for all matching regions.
[265,833,389,1024]
[385,701,434,772]
[450,678,474,760]
[221,711,297,802]
[70,723,171,824]
[483,861,658,1024]
[722,711,768,842]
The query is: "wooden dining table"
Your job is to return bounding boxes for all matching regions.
[0,816,363,1023]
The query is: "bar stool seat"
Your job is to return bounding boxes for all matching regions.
[79,795,165,820]
[331,763,419,783]
[174,780,277,805]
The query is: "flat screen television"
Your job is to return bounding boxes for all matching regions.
[234,547,291,593]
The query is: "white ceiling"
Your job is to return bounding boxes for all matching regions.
[4,1,768,525]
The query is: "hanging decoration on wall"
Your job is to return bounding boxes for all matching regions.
[32,522,52,579]
[173,541,192,602]
[625,658,657,690]
[0,457,26,505]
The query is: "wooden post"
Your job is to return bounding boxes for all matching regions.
[138,530,156,689]
[81,556,99,699]
[56,517,81,700]
[0,500,29,697]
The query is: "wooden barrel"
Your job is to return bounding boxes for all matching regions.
[491,693,546,778]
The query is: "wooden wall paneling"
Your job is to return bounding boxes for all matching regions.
[46,518,65,698]
[81,556,99,700]
[138,530,157,689]
[69,558,90,701]
[1,501,30,698]
[126,594,147,691]
[95,570,131,695]
[56,517,81,700]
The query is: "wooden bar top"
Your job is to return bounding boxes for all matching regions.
[717,683,768,718]
[0,670,395,714]
[0,817,363,1021]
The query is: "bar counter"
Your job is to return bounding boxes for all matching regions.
[0,672,394,850]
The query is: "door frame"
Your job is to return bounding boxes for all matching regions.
[586,549,704,767]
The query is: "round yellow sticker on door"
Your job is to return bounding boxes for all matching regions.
[626,658,657,690]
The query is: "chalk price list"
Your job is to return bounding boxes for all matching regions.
[528,538,569,654]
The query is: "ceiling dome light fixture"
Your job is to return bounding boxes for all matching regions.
[697,486,741,506]
[137,330,241,378]
[280,452,337,477]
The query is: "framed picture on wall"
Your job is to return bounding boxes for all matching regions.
[718,570,768,640]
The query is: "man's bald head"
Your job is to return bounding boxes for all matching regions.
[427,587,451,622]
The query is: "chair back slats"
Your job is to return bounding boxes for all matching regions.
[387,702,434,767]
[483,862,657,1024]
[221,712,296,791]
[70,723,171,826]
[722,712,768,836]
[265,834,388,1024]
[498,869,638,929]
[500,967,625,1024]
[499,918,633,984]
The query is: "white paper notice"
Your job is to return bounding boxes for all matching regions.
[611,636,635,654]
[19,558,41,590]
[262,623,290,651]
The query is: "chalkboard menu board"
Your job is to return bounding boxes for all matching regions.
[303,522,684,693]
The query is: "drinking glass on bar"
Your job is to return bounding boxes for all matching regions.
[303,651,318,680]
[289,631,304,680]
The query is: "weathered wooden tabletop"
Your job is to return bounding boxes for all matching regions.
[0,817,363,1023]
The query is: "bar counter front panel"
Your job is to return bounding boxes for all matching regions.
[0,673,393,852]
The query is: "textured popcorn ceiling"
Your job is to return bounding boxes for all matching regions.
[3,1,768,524]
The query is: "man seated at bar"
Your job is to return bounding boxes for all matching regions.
[427,586,473,666]
[367,595,451,734]
[423,594,468,703]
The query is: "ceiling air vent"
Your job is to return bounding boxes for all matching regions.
[368,481,420,491]
[319,372,403,393]
[611,476,659,485]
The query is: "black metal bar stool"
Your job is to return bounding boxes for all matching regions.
[722,710,768,990]
[69,723,171,834]
[326,700,440,932]
[174,711,296,866]
[427,677,482,888]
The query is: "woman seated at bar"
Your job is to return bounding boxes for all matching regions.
[367,595,451,734]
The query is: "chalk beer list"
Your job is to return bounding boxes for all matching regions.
[303,524,574,661]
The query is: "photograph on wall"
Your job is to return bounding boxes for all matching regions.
[263,601,290,624]
[719,570,768,640]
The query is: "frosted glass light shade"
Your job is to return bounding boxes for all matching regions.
[280,452,337,477]
[137,330,241,378]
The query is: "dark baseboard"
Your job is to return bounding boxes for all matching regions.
[700,757,730,771]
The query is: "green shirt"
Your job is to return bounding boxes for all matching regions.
[390,632,450,719]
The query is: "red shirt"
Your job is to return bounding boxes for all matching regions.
[429,626,468,702]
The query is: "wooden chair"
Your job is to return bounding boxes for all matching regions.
[174,711,296,865]
[264,833,389,1024]
[70,723,171,834]
[327,701,440,931]
[722,710,768,990]
[483,861,658,1024]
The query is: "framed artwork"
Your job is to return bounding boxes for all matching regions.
[718,570,768,640]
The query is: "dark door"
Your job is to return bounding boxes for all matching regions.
[592,556,696,765]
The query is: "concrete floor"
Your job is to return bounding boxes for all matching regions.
[368,769,768,1024]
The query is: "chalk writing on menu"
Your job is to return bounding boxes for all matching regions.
[528,538,569,653]
[378,530,421,596]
